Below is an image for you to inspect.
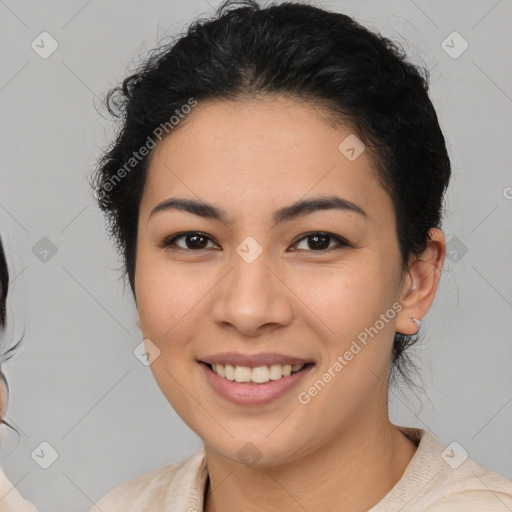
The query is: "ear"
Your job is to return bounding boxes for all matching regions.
[395,228,446,335]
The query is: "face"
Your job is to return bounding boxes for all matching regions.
[135,96,409,466]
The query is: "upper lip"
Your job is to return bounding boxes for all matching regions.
[199,352,314,367]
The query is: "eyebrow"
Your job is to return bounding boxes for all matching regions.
[149,195,367,224]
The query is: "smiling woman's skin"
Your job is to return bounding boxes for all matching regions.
[134,96,445,512]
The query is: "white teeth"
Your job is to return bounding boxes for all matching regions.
[225,364,235,381]
[209,363,306,383]
[252,366,270,383]
[234,366,252,383]
[269,364,283,380]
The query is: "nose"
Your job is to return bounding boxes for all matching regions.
[211,248,293,337]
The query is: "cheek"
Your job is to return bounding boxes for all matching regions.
[135,247,204,341]
[134,254,206,412]
[295,271,369,336]
[292,257,399,385]
[290,257,393,335]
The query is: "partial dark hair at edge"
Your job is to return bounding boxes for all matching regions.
[91,0,451,389]
[0,237,22,431]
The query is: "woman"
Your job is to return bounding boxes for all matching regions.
[90,1,512,510]
[0,238,38,512]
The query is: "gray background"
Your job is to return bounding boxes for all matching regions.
[0,0,511,510]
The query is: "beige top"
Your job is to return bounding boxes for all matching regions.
[91,426,512,511]
[0,468,38,512]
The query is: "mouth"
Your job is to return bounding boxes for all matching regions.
[200,361,315,385]
[198,359,315,405]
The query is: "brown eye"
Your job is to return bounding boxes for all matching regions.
[160,232,218,250]
[291,232,349,252]
[159,231,349,252]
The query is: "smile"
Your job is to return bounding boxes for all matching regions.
[199,361,315,405]
[207,362,309,384]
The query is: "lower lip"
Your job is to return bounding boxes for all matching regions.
[199,362,314,405]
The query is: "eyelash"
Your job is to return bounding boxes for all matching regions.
[159,231,351,253]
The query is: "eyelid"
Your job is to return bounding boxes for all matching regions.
[291,231,350,250]
[159,231,350,251]
[158,231,219,250]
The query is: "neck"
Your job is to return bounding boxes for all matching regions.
[203,419,418,512]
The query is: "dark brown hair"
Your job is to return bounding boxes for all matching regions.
[0,237,21,430]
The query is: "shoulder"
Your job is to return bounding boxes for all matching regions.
[91,464,180,508]
[373,427,512,511]
[89,449,207,512]
[423,490,512,511]
[0,468,38,512]
[423,454,512,511]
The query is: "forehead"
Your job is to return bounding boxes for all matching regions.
[142,97,393,224]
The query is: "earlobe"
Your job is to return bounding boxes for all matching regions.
[395,228,446,335]
[410,316,421,331]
